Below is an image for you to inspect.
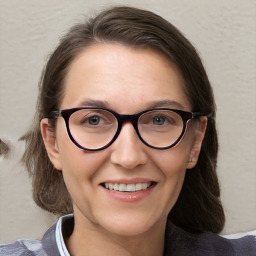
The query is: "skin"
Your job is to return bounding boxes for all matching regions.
[41,43,207,256]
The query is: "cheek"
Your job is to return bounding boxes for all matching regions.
[152,141,192,176]
[149,148,188,216]
[55,124,108,182]
[155,150,187,199]
[150,134,194,200]
[59,146,108,180]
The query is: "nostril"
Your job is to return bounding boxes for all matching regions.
[110,150,147,169]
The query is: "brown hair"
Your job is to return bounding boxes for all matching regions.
[21,6,224,233]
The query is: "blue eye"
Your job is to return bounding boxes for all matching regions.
[88,115,101,125]
[152,115,167,125]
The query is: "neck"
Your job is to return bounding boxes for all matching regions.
[65,214,166,256]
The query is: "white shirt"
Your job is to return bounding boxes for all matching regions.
[55,215,72,256]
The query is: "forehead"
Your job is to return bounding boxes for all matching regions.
[61,43,191,112]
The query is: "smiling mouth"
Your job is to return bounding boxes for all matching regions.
[101,182,155,192]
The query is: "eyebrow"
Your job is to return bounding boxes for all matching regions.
[78,99,110,108]
[78,99,186,111]
[145,100,186,110]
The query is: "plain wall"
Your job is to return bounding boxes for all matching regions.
[0,0,255,244]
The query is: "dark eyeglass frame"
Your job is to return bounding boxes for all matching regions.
[50,107,204,151]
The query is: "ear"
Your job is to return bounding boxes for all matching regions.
[40,118,62,171]
[186,116,207,169]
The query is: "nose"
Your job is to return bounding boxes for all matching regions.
[110,123,147,169]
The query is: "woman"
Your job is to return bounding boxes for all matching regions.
[1,6,255,256]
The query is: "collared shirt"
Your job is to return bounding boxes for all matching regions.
[55,215,71,256]
[1,214,255,256]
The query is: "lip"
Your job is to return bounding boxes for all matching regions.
[99,179,157,202]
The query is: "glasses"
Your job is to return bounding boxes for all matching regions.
[50,107,203,151]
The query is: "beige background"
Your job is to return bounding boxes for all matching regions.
[0,0,255,244]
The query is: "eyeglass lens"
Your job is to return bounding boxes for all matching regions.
[68,109,184,150]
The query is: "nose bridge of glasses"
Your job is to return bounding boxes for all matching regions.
[113,113,148,153]
[118,114,138,129]
[116,114,141,140]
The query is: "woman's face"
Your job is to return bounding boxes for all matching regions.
[42,43,206,237]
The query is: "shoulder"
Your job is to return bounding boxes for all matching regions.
[0,239,44,256]
[0,215,73,256]
[197,232,256,256]
[229,235,256,256]
[164,221,256,256]
[0,220,60,256]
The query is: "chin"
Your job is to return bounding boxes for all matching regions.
[97,213,166,237]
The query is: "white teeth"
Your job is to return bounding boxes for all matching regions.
[119,184,126,192]
[108,183,114,190]
[104,182,152,192]
[142,183,148,190]
[135,183,142,190]
[114,183,119,191]
[127,184,135,192]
